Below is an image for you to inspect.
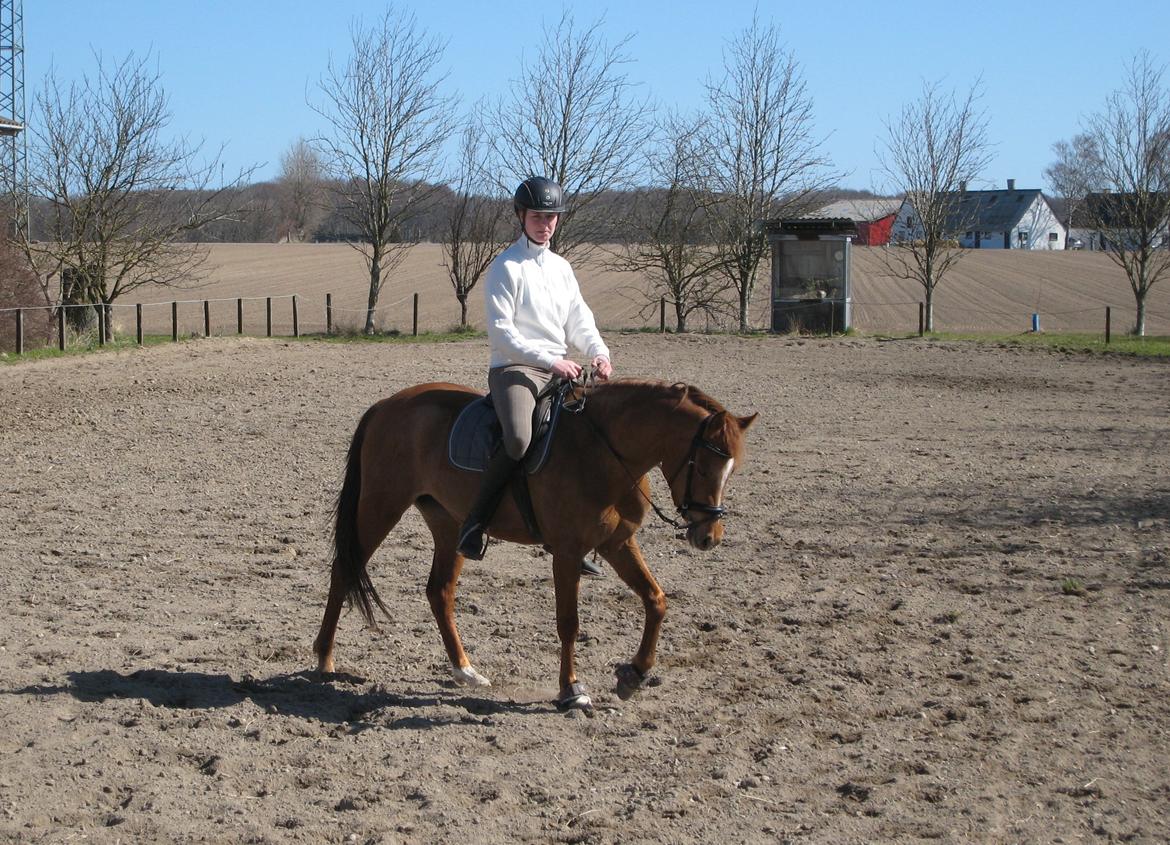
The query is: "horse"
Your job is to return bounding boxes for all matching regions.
[313,377,757,710]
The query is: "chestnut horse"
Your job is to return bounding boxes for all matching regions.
[314,378,757,710]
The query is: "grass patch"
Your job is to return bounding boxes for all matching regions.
[1061,577,1087,597]
[297,326,486,344]
[0,332,176,364]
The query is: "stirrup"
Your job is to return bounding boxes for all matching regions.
[580,556,603,577]
[457,523,488,560]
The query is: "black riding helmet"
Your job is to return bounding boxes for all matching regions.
[513,176,567,215]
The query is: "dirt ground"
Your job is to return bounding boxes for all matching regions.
[2,334,1168,844]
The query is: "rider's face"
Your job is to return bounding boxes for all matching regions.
[522,210,559,245]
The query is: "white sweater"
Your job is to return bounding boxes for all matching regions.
[484,236,610,370]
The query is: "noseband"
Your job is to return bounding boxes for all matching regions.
[669,415,731,528]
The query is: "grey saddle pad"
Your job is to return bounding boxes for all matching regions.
[447,391,561,475]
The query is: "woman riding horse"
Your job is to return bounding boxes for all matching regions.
[456,177,614,564]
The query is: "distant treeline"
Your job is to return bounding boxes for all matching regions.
[24,184,892,246]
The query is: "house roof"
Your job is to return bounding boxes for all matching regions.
[814,198,902,222]
[947,188,1046,231]
[1075,192,1170,228]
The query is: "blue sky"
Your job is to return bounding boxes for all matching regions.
[24,0,1170,193]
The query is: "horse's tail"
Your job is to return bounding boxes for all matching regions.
[332,403,390,627]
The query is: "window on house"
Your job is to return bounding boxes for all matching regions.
[1049,232,1058,241]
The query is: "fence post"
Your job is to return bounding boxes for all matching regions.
[136,303,143,346]
[266,297,272,337]
[172,301,178,342]
[15,308,22,355]
[58,307,65,351]
[326,293,333,334]
[1105,306,1111,344]
[203,300,211,337]
[98,305,106,346]
[918,302,925,337]
[660,296,666,333]
[413,292,419,337]
[292,295,299,338]
[237,298,244,335]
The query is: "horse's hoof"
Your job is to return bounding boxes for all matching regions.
[615,662,650,700]
[452,664,492,687]
[555,682,593,712]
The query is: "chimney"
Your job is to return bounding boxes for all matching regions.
[1007,178,1015,191]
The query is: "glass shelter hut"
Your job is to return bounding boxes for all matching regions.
[766,218,857,334]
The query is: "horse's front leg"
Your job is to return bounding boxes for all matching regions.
[596,534,666,699]
[552,554,592,710]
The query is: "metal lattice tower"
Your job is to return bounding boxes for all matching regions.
[0,0,25,236]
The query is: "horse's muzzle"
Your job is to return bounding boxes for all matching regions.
[687,520,723,551]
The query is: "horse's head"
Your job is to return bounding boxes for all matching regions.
[667,408,758,551]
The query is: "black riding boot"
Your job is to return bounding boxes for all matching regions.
[457,449,519,560]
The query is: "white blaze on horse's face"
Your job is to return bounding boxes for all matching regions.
[716,458,735,504]
[686,456,735,551]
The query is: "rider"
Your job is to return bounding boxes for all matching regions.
[456,176,614,562]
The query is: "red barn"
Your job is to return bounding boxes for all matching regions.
[813,199,902,246]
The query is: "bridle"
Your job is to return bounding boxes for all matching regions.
[565,376,731,531]
[666,415,732,528]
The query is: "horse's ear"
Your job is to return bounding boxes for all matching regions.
[737,412,759,431]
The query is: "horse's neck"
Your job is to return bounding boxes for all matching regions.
[590,386,696,473]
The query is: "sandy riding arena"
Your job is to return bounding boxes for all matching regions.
[2,334,1168,843]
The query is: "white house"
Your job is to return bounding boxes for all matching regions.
[891,180,1067,250]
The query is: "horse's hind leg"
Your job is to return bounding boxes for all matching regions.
[417,498,490,687]
[314,490,410,675]
[597,535,666,696]
[314,566,350,674]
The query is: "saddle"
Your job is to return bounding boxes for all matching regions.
[448,380,570,475]
[447,380,575,541]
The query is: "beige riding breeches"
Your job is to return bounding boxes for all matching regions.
[487,364,554,461]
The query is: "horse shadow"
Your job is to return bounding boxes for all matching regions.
[3,667,546,730]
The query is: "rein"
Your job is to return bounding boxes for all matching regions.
[563,376,729,531]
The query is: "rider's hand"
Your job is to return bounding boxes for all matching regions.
[591,355,613,380]
[551,358,582,380]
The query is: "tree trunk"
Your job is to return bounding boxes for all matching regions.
[676,301,686,333]
[364,249,382,335]
[458,293,468,328]
[1134,291,1147,337]
[924,285,935,333]
[738,271,750,333]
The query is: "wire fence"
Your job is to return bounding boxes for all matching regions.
[2,290,1168,356]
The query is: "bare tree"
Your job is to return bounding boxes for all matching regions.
[440,122,511,328]
[701,16,838,332]
[19,53,251,333]
[0,222,48,352]
[607,115,730,331]
[1045,133,1099,242]
[277,138,325,242]
[311,8,455,334]
[877,80,993,331]
[480,10,653,258]
[1049,53,1170,336]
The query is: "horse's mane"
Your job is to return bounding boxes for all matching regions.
[587,378,727,415]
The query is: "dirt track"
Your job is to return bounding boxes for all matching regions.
[2,334,1168,843]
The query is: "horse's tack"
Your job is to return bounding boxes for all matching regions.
[447,380,569,475]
